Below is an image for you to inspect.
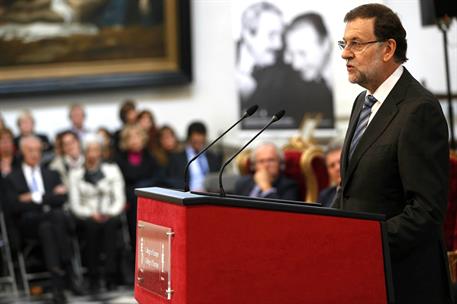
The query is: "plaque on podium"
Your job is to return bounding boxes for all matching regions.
[137,221,174,300]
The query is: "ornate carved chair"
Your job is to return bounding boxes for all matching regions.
[445,150,457,282]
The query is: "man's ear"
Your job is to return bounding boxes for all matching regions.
[383,38,397,62]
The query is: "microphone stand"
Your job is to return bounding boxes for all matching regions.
[183,105,258,192]
[219,110,285,196]
[438,16,456,150]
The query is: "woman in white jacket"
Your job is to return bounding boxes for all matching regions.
[69,133,125,292]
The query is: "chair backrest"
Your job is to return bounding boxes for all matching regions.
[236,138,329,203]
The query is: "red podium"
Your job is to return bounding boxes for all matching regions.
[134,187,394,304]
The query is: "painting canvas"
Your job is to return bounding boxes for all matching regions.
[0,0,191,95]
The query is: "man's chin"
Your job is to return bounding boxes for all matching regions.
[348,75,359,84]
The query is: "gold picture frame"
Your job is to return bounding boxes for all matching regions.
[0,0,191,95]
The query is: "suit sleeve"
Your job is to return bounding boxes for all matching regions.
[4,175,41,216]
[42,171,67,208]
[265,178,301,201]
[387,101,449,259]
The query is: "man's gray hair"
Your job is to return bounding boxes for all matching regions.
[19,134,42,151]
[81,133,104,151]
[325,138,344,156]
[250,142,284,164]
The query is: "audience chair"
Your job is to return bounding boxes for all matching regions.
[16,239,51,296]
[13,216,84,296]
[0,211,18,296]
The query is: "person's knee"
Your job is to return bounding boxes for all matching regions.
[38,221,53,238]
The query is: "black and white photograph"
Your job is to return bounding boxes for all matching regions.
[234,1,335,130]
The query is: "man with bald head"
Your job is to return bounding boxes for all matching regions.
[234,142,300,201]
[5,135,81,303]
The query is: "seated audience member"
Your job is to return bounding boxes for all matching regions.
[115,124,161,250]
[96,127,114,162]
[1,128,20,200]
[318,140,342,207]
[68,103,90,140]
[1,128,19,179]
[113,100,138,152]
[49,130,84,187]
[234,142,300,201]
[153,125,182,168]
[137,109,158,153]
[69,134,125,293]
[14,110,53,158]
[167,121,221,191]
[4,135,81,303]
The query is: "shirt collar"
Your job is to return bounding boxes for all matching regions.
[22,163,40,174]
[369,65,404,103]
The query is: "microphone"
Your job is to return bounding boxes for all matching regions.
[218,110,285,196]
[183,105,259,192]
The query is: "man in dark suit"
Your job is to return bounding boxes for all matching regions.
[318,139,343,207]
[333,4,452,303]
[166,121,221,191]
[5,135,80,303]
[234,142,300,201]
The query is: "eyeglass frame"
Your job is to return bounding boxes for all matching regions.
[337,39,386,52]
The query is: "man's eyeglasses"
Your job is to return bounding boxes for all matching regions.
[337,40,385,52]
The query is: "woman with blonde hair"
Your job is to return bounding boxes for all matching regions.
[115,124,161,251]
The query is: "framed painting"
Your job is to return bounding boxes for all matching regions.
[0,0,192,96]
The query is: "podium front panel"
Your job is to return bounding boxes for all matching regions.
[135,189,390,304]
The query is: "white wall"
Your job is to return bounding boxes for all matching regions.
[1,0,456,146]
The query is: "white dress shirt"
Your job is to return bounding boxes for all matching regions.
[367,65,404,126]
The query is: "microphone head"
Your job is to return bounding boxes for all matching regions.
[244,105,259,117]
[272,110,285,122]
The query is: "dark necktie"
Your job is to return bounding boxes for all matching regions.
[349,95,377,159]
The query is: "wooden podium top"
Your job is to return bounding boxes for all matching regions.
[135,187,384,221]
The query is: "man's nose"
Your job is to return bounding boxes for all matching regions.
[341,48,353,60]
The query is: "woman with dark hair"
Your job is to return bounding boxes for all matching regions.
[137,109,158,154]
[0,128,19,195]
[153,125,182,168]
[96,127,114,162]
[49,130,84,187]
[113,99,138,152]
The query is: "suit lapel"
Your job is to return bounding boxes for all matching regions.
[343,69,412,188]
[17,168,30,193]
[341,93,365,181]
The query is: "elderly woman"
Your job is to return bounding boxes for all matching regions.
[69,133,125,292]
